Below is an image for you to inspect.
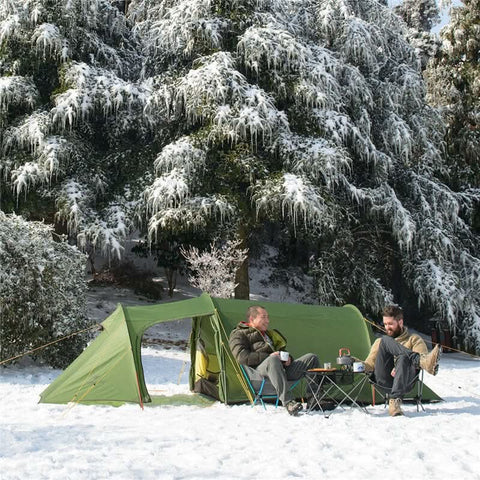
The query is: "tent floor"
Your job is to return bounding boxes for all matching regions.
[147,393,216,407]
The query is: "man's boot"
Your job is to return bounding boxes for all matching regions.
[419,344,441,375]
[388,398,404,417]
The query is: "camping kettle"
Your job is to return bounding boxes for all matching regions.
[336,348,353,366]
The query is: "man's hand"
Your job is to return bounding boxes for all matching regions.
[271,351,291,366]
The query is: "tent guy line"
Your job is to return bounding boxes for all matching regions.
[0,323,103,366]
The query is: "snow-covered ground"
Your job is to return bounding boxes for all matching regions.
[1,345,479,480]
[2,260,480,479]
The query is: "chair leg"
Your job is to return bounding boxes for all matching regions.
[257,379,267,409]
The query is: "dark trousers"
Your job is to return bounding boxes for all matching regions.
[373,336,420,399]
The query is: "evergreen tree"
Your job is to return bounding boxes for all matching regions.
[394,0,441,69]
[425,0,480,189]
[128,0,480,349]
[0,0,147,259]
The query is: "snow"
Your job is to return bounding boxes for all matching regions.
[1,345,479,479]
[2,268,480,479]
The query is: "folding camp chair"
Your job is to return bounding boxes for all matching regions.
[240,365,302,409]
[369,369,425,412]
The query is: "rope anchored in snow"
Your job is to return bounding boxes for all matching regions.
[0,324,103,366]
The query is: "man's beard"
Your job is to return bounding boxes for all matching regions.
[388,326,402,338]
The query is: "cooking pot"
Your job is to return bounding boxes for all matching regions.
[336,347,354,366]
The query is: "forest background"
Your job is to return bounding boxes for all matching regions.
[0,0,479,366]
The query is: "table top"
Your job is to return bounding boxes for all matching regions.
[307,368,338,372]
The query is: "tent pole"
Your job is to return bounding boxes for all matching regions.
[214,310,254,404]
[135,371,144,410]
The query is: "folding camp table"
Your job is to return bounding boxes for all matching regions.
[304,368,370,418]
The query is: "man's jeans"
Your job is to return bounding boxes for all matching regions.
[373,336,420,399]
[256,353,319,405]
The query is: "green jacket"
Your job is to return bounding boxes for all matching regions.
[228,322,288,368]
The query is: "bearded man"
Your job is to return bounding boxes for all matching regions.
[363,305,440,416]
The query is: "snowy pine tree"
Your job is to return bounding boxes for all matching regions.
[394,0,441,68]
[129,0,480,349]
[0,0,147,259]
[425,0,480,189]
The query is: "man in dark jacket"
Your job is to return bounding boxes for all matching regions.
[229,305,319,415]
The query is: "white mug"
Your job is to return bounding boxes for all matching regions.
[353,361,365,372]
[279,351,289,361]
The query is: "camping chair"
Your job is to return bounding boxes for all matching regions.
[369,369,425,412]
[239,365,302,409]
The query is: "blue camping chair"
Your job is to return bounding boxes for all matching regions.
[240,364,302,409]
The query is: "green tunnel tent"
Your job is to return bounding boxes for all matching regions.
[39,293,441,406]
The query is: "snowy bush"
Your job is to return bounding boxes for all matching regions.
[0,212,90,368]
[181,239,248,298]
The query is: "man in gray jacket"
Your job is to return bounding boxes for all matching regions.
[229,305,319,415]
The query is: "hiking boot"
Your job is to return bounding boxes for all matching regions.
[419,344,441,375]
[388,398,404,417]
[286,400,303,416]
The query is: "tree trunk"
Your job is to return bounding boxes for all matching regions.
[234,257,250,299]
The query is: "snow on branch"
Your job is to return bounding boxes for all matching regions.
[32,23,69,61]
[0,13,20,44]
[10,136,69,197]
[277,134,351,188]
[55,179,94,234]
[412,259,462,327]
[2,111,48,154]
[175,52,289,147]
[381,112,413,162]
[51,62,148,130]
[341,17,389,72]
[251,172,335,234]
[181,238,248,298]
[77,203,129,260]
[369,184,416,252]
[315,0,352,42]
[154,137,206,176]
[147,195,235,239]
[148,0,226,57]
[410,173,464,228]
[387,65,425,112]
[238,25,312,74]
[312,109,380,164]
[55,179,132,259]
[0,76,38,115]
[145,168,191,213]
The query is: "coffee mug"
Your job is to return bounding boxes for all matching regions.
[353,361,365,372]
[279,351,289,361]
[323,362,332,369]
